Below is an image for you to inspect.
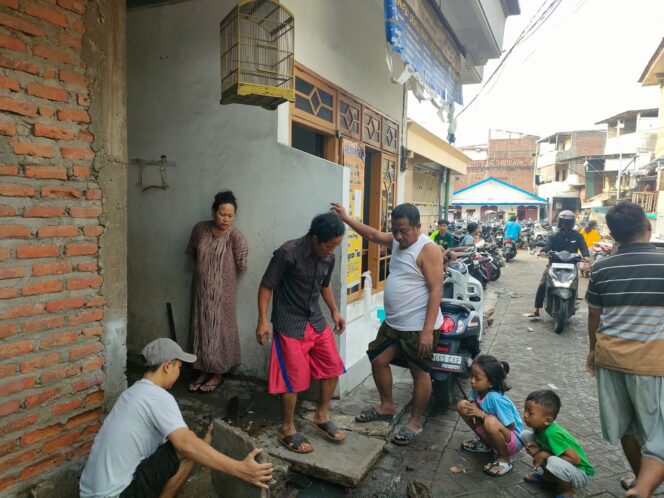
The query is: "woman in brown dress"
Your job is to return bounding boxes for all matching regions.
[186,190,248,392]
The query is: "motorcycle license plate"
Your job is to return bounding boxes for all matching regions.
[551,263,575,269]
[432,353,464,372]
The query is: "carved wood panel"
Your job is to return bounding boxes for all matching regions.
[362,107,382,148]
[382,117,398,154]
[338,94,361,141]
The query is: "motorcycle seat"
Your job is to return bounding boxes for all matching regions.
[441,299,476,312]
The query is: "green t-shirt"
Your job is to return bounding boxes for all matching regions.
[430,230,454,249]
[535,422,594,476]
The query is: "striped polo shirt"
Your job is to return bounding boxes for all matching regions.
[586,242,664,375]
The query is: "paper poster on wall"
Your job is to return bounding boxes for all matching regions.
[343,139,365,290]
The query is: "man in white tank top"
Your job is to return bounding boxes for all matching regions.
[331,202,443,445]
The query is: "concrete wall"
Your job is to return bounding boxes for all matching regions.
[127,0,364,379]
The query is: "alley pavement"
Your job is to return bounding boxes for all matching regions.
[350,251,663,498]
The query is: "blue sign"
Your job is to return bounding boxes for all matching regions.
[384,0,463,105]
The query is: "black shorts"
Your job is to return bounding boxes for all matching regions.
[120,441,180,498]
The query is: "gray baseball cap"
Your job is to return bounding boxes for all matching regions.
[140,338,197,366]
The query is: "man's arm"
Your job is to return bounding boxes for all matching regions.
[330,203,393,247]
[168,428,272,489]
[321,285,345,334]
[417,243,444,358]
[256,285,273,345]
[586,306,601,376]
[577,232,590,259]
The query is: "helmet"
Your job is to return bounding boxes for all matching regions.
[557,210,575,231]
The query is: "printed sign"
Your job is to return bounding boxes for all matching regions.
[343,140,366,290]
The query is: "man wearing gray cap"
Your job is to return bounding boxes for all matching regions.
[80,338,272,498]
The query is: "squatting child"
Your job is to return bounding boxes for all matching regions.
[456,355,524,477]
[521,390,594,498]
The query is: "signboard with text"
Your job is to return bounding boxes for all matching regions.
[343,140,366,291]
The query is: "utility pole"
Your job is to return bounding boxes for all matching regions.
[616,120,625,200]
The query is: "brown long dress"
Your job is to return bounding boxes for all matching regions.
[186,221,248,374]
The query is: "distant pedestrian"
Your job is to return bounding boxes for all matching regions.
[504,215,521,243]
[456,355,524,477]
[331,202,443,446]
[580,220,601,248]
[430,219,454,249]
[187,190,248,393]
[256,213,347,454]
[586,201,664,497]
[521,390,594,497]
[460,222,480,246]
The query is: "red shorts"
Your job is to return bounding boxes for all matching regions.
[268,323,345,394]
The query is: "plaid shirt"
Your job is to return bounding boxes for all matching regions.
[260,236,335,339]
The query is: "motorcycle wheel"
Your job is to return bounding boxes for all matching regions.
[554,312,566,335]
[489,265,501,281]
[433,378,455,408]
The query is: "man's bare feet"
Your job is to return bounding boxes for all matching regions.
[189,373,210,392]
[199,374,223,393]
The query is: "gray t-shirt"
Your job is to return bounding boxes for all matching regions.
[79,379,187,498]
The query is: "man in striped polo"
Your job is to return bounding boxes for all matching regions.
[586,202,664,498]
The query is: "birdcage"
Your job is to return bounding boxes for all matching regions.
[220,0,295,110]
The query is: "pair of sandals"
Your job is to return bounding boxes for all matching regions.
[461,437,512,477]
[355,407,420,446]
[278,421,346,454]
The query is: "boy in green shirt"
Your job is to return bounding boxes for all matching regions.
[521,390,594,498]
[430,219,454,249]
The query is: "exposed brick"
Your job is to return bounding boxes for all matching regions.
[38,224,78,237]
[0,363,17,379]
[0,375,36,395]
[59,31,81,51]
[22,279,63,296]
[84,390,103,406]
[0,122,17,136]
[68,206,100,218]
[10,141,55,158]
[21,353,61,374]
[25,165,68,180]
[20,454,63,480]
[42,67,57,79]
[70,16,84,33]
[0,340,32,360]
[0,12,45,36]
[51,397,82,416]
[0,323,17,339]
[40,330,78,348]
[68,308,103,325]
[23,205,66,217]
[0,183,35,197]
[77,93,90,106]
[20,424,62,446]
[65,440,92,460]
[0,439,16,458]
[0,96,37,116]
[82,423,100,437]
[85,188,102,200]
[0,247,10,260]
[85,295,104,307]
[0,400,20,417]
[0,224,31,238]
[57,0,85,14]
[0,266,26,279]
[81,326,102,337]
[0,413,39,435]
[65,242,96,255]
[0,32,26,52]
[24,1,68,28]
[43,430,80,453]
[82,225,103,236]
[57,108,90,123]
[41,364,78,383]
[69,341,102,361]
[77,261,98,272]
[67,275,102,290]
[16,244,59,258]
[65,407,101,429]
[0,287,18,299]
[26,82,68,102]
[72,164,91,177]
[33,44,78,66]
[0,302,45,319]
[23,315,65,332]
[45,296,83,312]
[39,104,55,118]
[82,355,104,372]
[61,146,93,160]
[0,448,36,474]
[0,0,19,9]
[0,54,40,75]
[34,123,76,140]
[78,129,93,143]
[41,186,82,199]
[59,69,87,87]
[0,74,20,91]
[24,386,60,407]
[0,204,16,215]
[33,261,72,276]
[0,165,19,176]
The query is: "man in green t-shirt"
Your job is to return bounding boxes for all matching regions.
[520,390,593,497]
[430,219,454,249]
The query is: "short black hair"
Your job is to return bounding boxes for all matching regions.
[467,222,479,234]
[391,203,420,226]
[438,219,448,226]
[309,212,345,243]
[212,190,237,212]
[605,202,648,244]
[473,355,510,393]
[526,389,561,418]
[509,215,517,222]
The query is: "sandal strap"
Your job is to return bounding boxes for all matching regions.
[282,432,309,450]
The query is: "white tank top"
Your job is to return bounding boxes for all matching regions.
[383,234,444,331]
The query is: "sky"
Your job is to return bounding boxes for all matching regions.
[409,0,664,146]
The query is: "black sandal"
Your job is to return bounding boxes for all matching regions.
[355,407,394,423]
[278,432,313,453]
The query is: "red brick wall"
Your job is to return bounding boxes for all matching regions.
[573,131,606,156]
[0,1,104,493]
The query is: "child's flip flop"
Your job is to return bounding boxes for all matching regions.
[483,460,513,477]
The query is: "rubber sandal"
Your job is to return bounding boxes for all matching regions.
[461,437,491,454]
[391,426,420,446]
[524,313,541,319]
[355,407,394,423]
[620,474,636,490]
[310,421,345,442]
[523,468,545,484]
[483,460,513,477]
[278,432,313,454]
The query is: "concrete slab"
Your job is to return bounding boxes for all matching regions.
[256,421,386,487]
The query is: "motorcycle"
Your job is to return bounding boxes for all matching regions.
[544,250,583,334]
[503,237,517,262]
[431,260,484,407]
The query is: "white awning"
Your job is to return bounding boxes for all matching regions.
[407,122,469,175]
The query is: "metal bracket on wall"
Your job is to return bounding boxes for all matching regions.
[131,155,175,191]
